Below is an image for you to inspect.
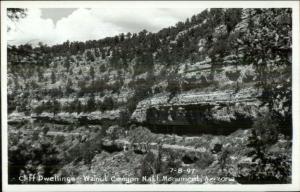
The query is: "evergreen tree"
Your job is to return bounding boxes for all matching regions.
[76,99,82,114]
[37,68,43,82]
[224,9,242,33]
[52,99,61,115]
[89,66,95,80]
[51,71,56,84]
[66,79,73,95]
[78,69,82,75]
[86,95,96,112]
[101,96,114,111]
[94,48,100,58]
[86,50,95,62]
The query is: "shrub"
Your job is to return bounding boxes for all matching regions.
[236,148,291,184]
[126,83,152,113]
[195,152,215,169]
[85,95,96,112]
[86,50,95,62]
[55,135,65,145]
[52,99,61,115]
[67,131,103,164]
[101,96,114,111]
[140,151,160,178]
[8,132,62,184]
[218,148,230,173]
[226,70,240,81]
[235,113,291,184]
[118,110,130,126]
[99,65,106,73]
[166,75,181,94]
[51,71,56,84]
[253,112,279,145]
[126,96,138,114]
[182,152,199,164]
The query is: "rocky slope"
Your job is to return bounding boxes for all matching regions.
[7,8,292,184]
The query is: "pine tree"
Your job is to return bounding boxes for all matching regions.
[89,66,95,80]
[51,71,56,84]
[64,58,70,71]
[94,48,100,58]
[37,68,44,82]
[66,79,73,95]
[52,99,61,115]
[101,96,114,111]
[78,69,82,75]
[86,95,96,112]
[86,50,95,62]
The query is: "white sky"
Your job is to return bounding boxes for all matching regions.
[7,8,203,46]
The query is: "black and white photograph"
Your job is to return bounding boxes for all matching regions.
[1,1,300,191]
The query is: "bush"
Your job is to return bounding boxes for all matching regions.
[236,150,291,184]
[66,131,103,164]
[101,96,114,111]
[218,148,230,174]
[235,113,292,184]
[55,135,65,145]
[166,75,181,94]
[126,96,138,114]
[194,152,215,169]
[139,151,161,179]
[226,70,240,81]
[252,112,279,145]
[85,95,96,112]
[86,50,95,62]
[8,132,62,184]
[118,110,130,126]
[99,65,106,73]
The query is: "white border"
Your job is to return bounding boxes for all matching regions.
[1,1,300,191]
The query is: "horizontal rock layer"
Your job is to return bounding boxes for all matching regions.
[131,88,262,135]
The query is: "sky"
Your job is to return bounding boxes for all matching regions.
[7,8,204,46]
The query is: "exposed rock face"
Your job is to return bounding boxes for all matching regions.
[101,139,124,153]
[131,88,261,135]
[8,110,121,127]
[7,8,291,137]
